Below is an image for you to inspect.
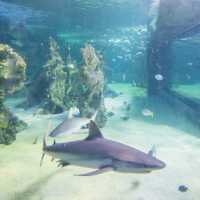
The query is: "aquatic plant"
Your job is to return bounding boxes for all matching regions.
[0,44,27,144]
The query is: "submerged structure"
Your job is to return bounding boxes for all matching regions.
[0,44,27,144]
[147,0,200,126]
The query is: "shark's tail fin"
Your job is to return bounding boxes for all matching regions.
[40,121,51,167]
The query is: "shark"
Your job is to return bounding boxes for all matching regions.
[42,121,166,176]
[49,111,97,137]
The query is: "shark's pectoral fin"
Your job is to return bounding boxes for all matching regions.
[75,165,114,176]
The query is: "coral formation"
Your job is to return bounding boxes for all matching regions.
[27,39,106,126]
[0,44,27,144]
[78,43,106,126]
[0,44,26,93]
[28,37,70,114]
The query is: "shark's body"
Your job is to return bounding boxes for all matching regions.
[43,121,166,176]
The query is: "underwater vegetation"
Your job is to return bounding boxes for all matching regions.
[0,44,27,144]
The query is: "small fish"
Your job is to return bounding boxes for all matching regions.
[135,52,143,56]
[142,109,154,118]
[154,74,164,81]
[117,55,123,59]
[187,62,193,66]
[67,63,75,69]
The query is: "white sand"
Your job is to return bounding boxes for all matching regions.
[1,84,200,200]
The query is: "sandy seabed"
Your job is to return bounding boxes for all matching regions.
[0,84,200,200]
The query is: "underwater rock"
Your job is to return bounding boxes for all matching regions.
[0,44,27,145]
[77,43,107,127]
[27,37,70,114]
[178,185,188,192]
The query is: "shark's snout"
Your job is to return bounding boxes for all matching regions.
[157,160,166,169]
[150,159,166,170]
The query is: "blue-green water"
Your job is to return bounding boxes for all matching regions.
[0,0,200,199]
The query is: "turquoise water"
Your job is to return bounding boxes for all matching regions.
[1,1,200,199]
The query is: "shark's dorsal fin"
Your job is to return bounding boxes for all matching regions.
[148,145,156,157]
[85,120,104,140]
